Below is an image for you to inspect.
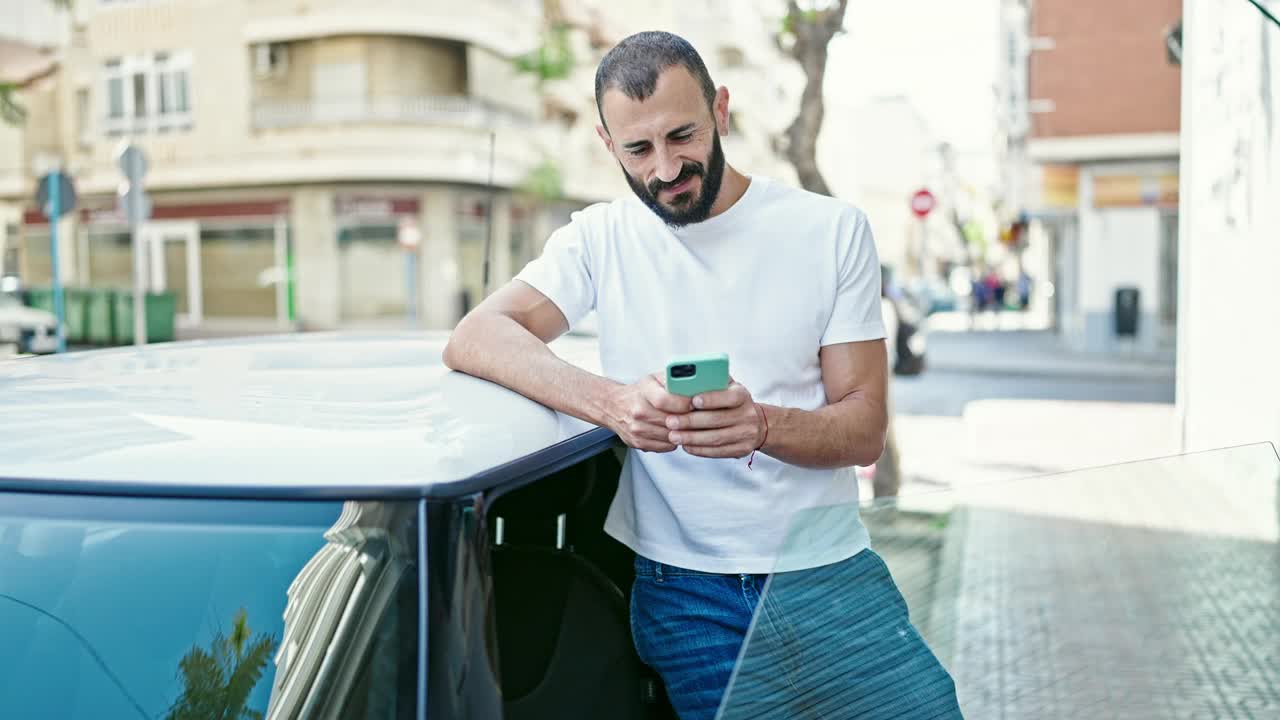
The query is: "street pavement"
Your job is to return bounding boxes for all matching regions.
[865,321,1280,718]
[881,321,1180,512]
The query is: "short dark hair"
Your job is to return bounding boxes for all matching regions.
[594,31,717,130]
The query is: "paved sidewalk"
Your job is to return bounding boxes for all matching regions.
[865,321,1280,718]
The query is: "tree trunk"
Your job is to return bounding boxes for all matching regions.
[779,1,903,498]
[780,0,848,195]
[785,42,832,195]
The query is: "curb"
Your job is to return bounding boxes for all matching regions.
[925,359,1176,381]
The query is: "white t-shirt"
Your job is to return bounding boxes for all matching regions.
[514,175,886,573]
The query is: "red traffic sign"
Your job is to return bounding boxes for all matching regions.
[910,188,936,219]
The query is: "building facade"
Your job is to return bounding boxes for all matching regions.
[1002,0,1182,354]
[1,0,794,335]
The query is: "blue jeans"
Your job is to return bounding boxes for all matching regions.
[630,549,962,720]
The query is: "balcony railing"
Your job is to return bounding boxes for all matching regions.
[251,96,533,131]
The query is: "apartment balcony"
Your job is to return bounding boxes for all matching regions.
[244,0,542,59]
[72,120,546,196]
[0,0,69,49]
[251,96,532,131]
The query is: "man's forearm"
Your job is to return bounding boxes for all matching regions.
[758,394,887,469]
[442,312,619,428]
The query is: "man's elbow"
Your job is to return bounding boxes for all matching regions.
[849,422,887,467]
[441,338,461,371]
[442,315,476,371]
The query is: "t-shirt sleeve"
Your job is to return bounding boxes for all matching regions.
[821,209,888,347]
[512,212,597,328]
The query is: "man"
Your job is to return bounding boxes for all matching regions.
[444,31,960,720]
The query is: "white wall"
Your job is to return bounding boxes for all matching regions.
[1059,164,1170,354]
[1177,0,1280,454]
[1078,206,1160,316]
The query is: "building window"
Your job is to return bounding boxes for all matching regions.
[76,87,92,148]
[131,70,147,118]
[155,51,192,129]
[103,50,193,135]
[105,60,125,123]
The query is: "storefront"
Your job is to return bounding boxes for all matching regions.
[334,195,420,323]
[17,198,292,329]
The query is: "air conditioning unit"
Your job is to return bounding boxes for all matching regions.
[254,42,289,78]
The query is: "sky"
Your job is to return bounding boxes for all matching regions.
[822,0,1004,187]
[826,0,1002,152]
[811,0,1005,268]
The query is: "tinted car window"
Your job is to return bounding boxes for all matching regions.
[0,492,420,720]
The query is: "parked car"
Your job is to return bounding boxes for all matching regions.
[881,267,927,377]
[0,291,57,354]
[0,332,713,719]
[904,277,959,316]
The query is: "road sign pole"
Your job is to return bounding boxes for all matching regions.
[919,216,929,279]
[131,213,146,346]
[49,169,66,353]
[118,143,150,346]
[910,188,937,280]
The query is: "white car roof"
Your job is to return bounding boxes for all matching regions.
[0,332,610,499]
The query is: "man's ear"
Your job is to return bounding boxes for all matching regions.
[713,86,731,136]
[596,124,613,153]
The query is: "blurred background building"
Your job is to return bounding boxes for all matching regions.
[823,0,1005,308]
[1002,0,1183,356]
[0,0,795,336]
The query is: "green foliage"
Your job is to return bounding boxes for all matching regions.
[0,0,73,125]
[165,608,276,720]
[513,24,575,85]
[519,159,564,203]
[0,84,27,125]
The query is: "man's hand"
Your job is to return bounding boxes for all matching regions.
[665,380,766,459]
[605,373,694,453]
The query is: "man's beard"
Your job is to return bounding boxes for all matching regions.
[623,133,725,228]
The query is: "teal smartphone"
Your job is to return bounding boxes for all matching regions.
[666,353,730,397]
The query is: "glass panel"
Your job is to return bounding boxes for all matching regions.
[719,443,1280,719]
[338,224,408,321]
[107,76,124,119]
[87,231,133,288]
[131,72,147,119]
[75,88,91,141]
[161,236,191,315]
[158,70,172,115]
[457,201,488,315]
[174,70,190,114]
[509,206,535,274]
[0,494,421,719]
[200,225,276,318]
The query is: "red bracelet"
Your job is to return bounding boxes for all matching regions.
[748,403,769,470]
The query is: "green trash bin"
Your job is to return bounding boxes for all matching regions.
[24,287,54,313]
[112,290,177,345]
[86,288,118,346]
[62,288,89,344]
